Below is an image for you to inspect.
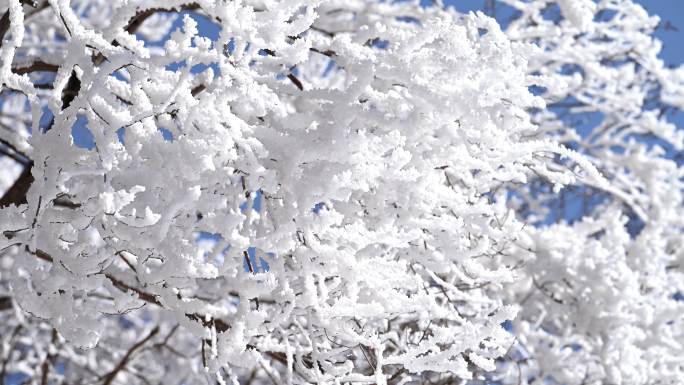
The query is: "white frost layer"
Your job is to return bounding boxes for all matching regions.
[0,156,23,196]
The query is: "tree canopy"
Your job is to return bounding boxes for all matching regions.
[0,0,683,384]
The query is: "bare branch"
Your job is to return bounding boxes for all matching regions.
[100,326,159,385]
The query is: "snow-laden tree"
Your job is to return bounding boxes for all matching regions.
[0,0,682,384]
[489,1,684,384]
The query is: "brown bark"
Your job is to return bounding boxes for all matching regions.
[0,165,32,207]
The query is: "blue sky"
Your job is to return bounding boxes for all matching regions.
[445,0,684,67]
[636,1,684,66]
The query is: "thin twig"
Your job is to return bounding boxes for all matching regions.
[100,326,159,385]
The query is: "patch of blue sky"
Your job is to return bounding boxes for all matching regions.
[71,115,95,150]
